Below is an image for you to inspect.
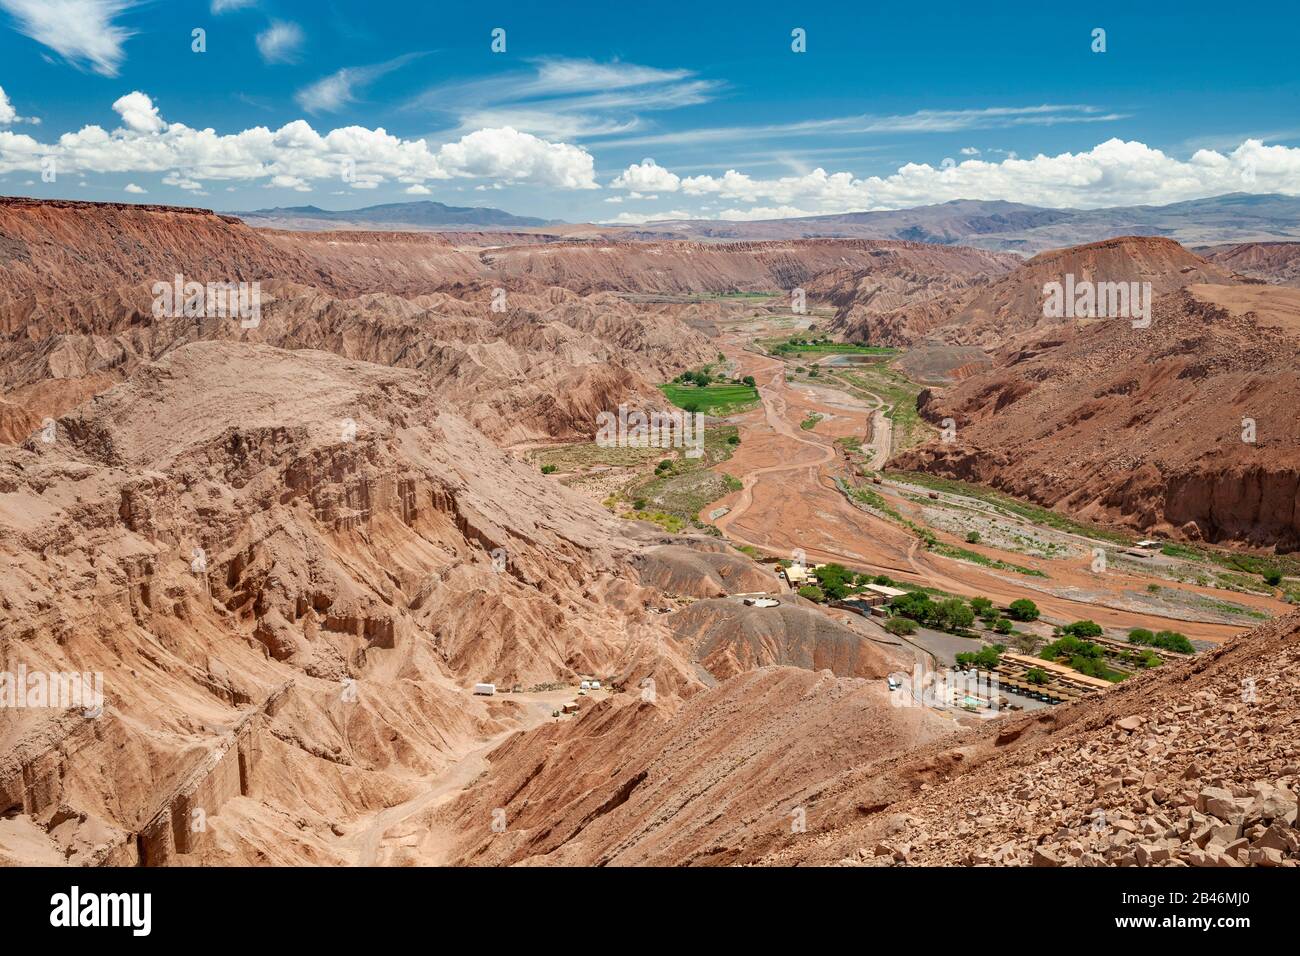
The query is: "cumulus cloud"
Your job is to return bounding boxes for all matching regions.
[0,91,599,193]
[0,85,29,124]
[256,20,302,64]
[611,139,1300,215]
[604,209,691,224]
[123,182,144,193]
[404,184,431,195]
[0,0,137,76]
[609,158,680,193]
[112,91,162,133]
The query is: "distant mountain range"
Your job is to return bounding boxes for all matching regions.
[229,200,554,231]
[226,193,1300,253]
[639,193,1300,253]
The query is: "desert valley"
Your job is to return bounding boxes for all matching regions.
[1,194,1297,873]
[0,8,1298,915]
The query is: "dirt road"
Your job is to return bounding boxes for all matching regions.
[707,332,1286,642]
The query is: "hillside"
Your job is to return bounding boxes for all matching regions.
[892,283,1300,549]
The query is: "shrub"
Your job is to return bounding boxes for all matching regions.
[540,464,558,475]
[798,584,826,603]
[992,617,1013,634]
[726,434,741,445]
[1007,599,1040,621]
[812,563,855,600]
[1152,630,1195,654]
[742,375,756,387]
[884,617,917,636]
[1024,668,1048,685]
[1127,628,1154,645]
[1264,569,1283,586]
[955,647,1001,671]
[966,531,981,544]
[632,498,647,510]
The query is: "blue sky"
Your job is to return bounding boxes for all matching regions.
[1,0,1298,222]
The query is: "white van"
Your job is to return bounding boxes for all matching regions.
[579,680,592,690]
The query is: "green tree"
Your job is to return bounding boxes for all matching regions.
[742,375,757,387]
[938,598,975,632]
[1264,569,1283,586]
[1007,599,1040,622]
[956,647,1001,671]
[1061,619,1103,638]
[812,563,855,601]
[992,617,1013,635]
[1152,630,1194,654]
[884,616,917,636]
[798,584,826,603]
[1128,628,1155,645]
[966,531,981,544]
[970,596,994,615]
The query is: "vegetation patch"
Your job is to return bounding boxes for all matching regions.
[887,471,1132,544]
[930,542,1047,578]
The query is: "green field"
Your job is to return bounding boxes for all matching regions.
[762,336,898,357]
[659,382,760,415]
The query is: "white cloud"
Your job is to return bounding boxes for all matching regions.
[255,20,302,64]
[602,105,1123,149]
[295,72,352,115]
[0,92,599,192]
[435,127,596,189]
[715,205,819,221]
[408,57,721,141]
[0,85,19,124]
[0,0,137,76]
[211,0,254,11]
[112,91,163,133]
[404,183,431,195]
[123,182,145,193]
[295,54,421,115]
[604,209,691,224]
[960,146,981,156]
[631,139,1300,214]
[610,158,680,193]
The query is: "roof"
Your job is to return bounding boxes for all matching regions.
[864,583,908,598]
